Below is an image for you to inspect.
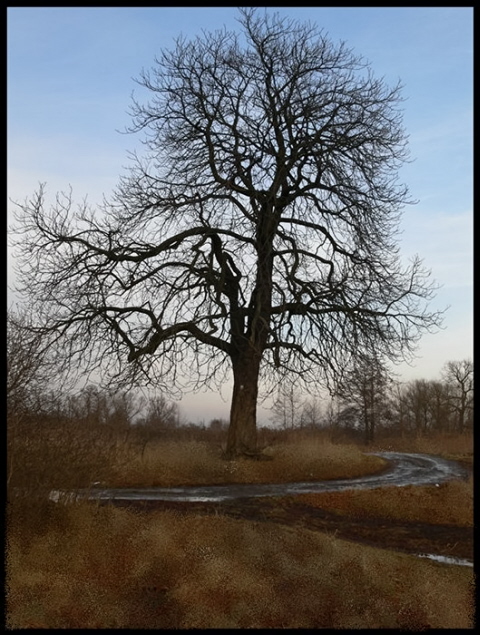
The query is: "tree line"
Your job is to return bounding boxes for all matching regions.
[8,308,472,452]
[271,358,473,443]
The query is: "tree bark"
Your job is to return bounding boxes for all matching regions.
[224,202,276,459]
[225,351,261,459]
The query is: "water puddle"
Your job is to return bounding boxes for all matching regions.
[416,553,473,568]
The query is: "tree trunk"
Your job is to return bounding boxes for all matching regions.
[457,392,466,433]
[225,352,260,459]
[225,203,276,459]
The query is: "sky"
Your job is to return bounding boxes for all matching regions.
[7,7,473,425]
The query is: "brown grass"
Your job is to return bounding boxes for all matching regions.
[6,501,474,629]
[6,430,474,629]
[295,475,473,527]
[370,431,474,466]
[105,435,388,487]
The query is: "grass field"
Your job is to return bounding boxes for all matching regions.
[6,430,474,629]
[101,434,389,487]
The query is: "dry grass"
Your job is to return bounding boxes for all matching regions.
[296,475,473,527]
[105,435,388,487]
[6,501,474,629]
[371,431,474,466]
[6,429,474,629]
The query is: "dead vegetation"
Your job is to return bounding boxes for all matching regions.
[6,497,474,629]
[296,476,473,527]
[370,431,474,468]
[102,434,388,488]
[6,428,474,629]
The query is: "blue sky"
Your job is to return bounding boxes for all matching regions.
[7,7,473,424]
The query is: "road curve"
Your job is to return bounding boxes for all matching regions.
[58,451,469,504]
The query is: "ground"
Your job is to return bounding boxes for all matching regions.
[105,493,473,563]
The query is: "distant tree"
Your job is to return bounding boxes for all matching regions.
[106,390,145,436]
[208,418,229,432]
[324,398,340,432]
[403,379,434,435]
[301,396,324,429]
[428,380,451,432]
[442,359,473,433]
[389,381,409,437]
[11,8,442,458]
[142,392,180,432]
[334,354,393,444]
[391,378,450,435]
[271,380,302,429]
[335,404,360,435]
[70,384,110,428]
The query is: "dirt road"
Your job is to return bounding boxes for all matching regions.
[89,452,472,565]
[83,451,469,502]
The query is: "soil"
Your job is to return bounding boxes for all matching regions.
[104,494,473,562]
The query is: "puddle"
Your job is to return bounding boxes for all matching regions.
[416,553,473,568]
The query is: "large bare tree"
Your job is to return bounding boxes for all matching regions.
[12,9,442,458]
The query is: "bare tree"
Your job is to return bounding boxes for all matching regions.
[389,381,409,437]
[442,359,473,433]
[67,384,110,428]
[142,392,180,431]
[7,313,120,494]
[271,380,302,429]
[7,307,67,487]
[11,9,442,458]
[407,380,433,435]
[428,380,451,432]
[7,309,40,488]
[301,397,324,429]
[107,390,145,428]
[334,353,393,444]
[7,308,57,415]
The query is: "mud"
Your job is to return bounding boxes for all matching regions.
[74,452,470,503]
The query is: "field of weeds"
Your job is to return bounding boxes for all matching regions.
[6,499,474,629]
[6,431,474,629]
[369,431,474,466]
[102,434,388,487]
[296,475,473,527]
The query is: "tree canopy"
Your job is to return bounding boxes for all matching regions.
[11,8,442,457]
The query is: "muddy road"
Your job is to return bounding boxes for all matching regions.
[77,452,472,566]
[76,451,469,502]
